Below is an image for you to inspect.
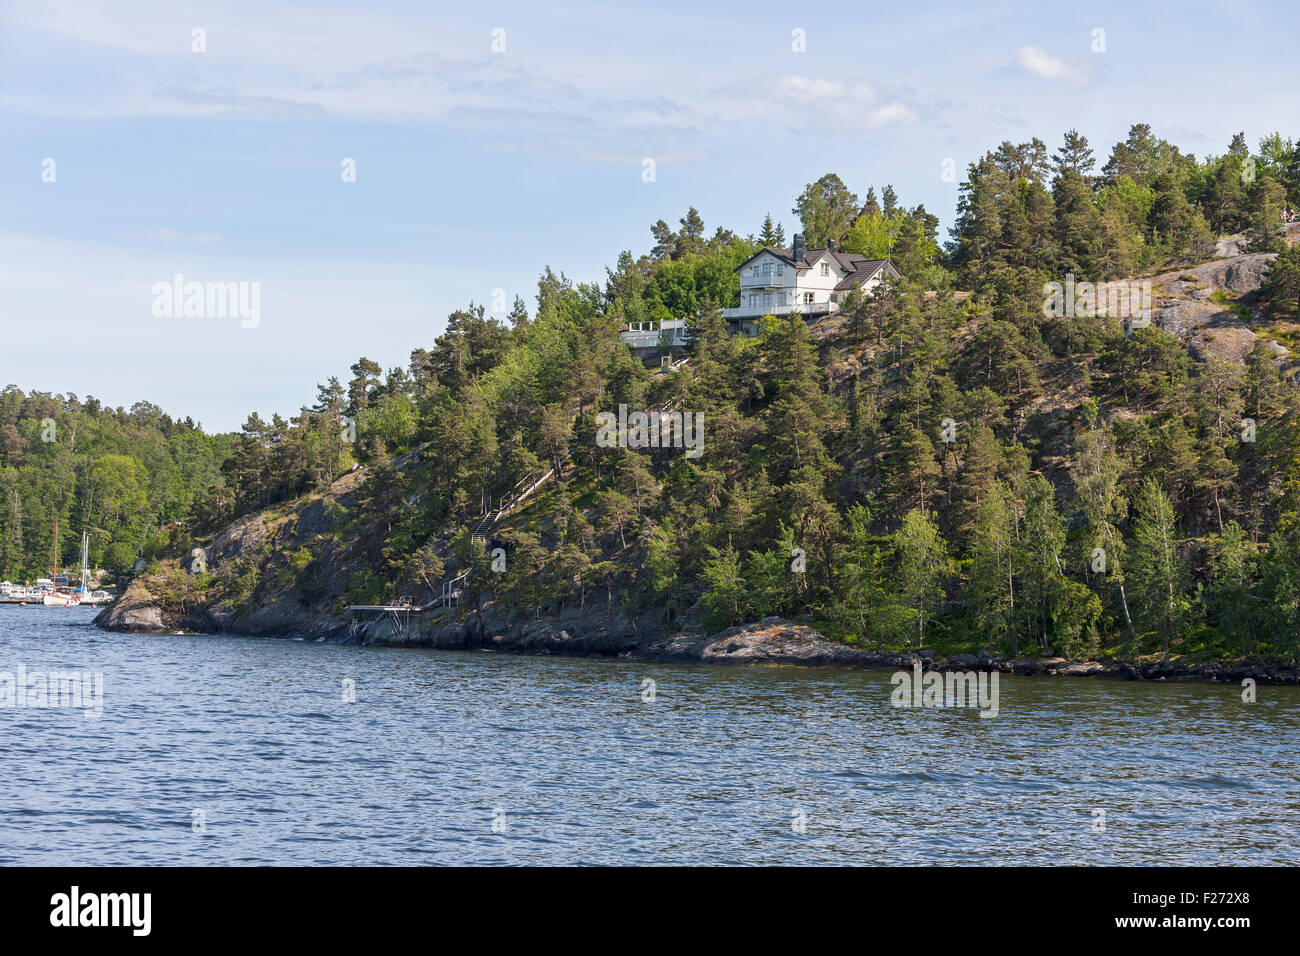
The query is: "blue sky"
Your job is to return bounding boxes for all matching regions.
[1,0,1296,431]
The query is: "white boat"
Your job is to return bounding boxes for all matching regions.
[41,519,81,607]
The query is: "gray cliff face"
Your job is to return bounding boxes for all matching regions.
[95,585,1300,682]
[1145,248,1294,368]
[354,609,903,666]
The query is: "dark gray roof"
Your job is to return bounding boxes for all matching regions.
[738,247,897,284]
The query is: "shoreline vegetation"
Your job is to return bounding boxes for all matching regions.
[6,125,1300,681]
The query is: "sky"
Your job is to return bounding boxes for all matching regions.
[1,0,1296,432]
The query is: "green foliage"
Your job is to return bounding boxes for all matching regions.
[19,122,1300,670]
[698,545,748,629]
[892,509,952,646]
[1127,478,1195,658]
[0,389,231,583]
[1259,245,1300,320]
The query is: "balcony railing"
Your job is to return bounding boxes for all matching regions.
[740,271,787,286]
[620,328,689,349]
[721,301,838,320]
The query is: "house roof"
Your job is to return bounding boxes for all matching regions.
[738,247,898,286]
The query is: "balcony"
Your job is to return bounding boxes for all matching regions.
[721,301,838,320]
[620,319,689,350]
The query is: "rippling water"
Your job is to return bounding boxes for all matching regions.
[2,604,1298,865]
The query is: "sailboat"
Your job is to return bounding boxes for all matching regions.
[42,519,81,607]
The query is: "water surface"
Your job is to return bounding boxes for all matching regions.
[1,604,1296,865]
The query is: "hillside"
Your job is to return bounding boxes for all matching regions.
[68,124,1300,675]
[100,236,1300,676]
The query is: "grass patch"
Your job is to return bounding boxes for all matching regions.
[1254,324,1300,352]
[1209,289,1252,323]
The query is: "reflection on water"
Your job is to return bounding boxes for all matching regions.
[1,605,1297,865]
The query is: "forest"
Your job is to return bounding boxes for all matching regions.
[7,123,1300,661]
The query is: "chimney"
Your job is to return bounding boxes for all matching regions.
[827,238,836,252]
[792,233,805,263]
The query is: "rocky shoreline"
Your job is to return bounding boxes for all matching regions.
[95,582,1300,684]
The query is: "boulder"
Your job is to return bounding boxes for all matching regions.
[94,582,167,632]
[1010,658,1043,675]
[643,617,893,668]
[1055,661,1106,677]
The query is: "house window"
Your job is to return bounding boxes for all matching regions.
[779,292,788,305]
[764,293,773,307]
[803,292,815,304]
[776,265,784,276]
[820,262,829,276]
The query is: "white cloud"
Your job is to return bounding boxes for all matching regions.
[1015,45,1094,87]
[712,73,927,132]
[773,75,876,106]
[872,103,918,125]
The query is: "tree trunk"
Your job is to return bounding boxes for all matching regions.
[1118,581,1136,643]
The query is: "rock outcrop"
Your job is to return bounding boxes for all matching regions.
[641,617,897,667]
[96,580,199,633]
[1145,251,1284,366]
[96,579,1300,683]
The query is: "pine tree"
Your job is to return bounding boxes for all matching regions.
[881,184,899,217]
[793,173,859,247]
[1020,476,1069,647]
[1074,426,1137,641]
[1053,129,1096,178]
[893,508,950,647]
[1128,477,1193,658]
[860,187,881,218]
[967,480,1020,652]
[1207,521,1260,652]
[1053,170,1103,276]
[1259,245,1300,320]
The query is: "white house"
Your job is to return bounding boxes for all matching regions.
[619,317,690,364]
[724,233,900,335]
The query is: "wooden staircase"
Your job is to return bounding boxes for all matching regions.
[470,511,498,546]
[432,465,564,605]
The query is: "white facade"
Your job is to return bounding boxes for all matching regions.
[619,317,689,351]
[615,236,900,357]
[723,246,898,324]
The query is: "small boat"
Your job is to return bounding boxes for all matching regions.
[41,519,81,607]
